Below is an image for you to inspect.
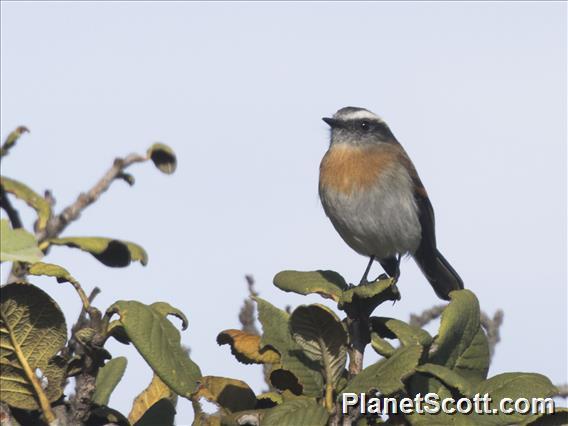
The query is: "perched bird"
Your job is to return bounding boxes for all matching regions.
[319,106,463,300]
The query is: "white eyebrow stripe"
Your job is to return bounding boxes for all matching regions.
[336,109,385,122]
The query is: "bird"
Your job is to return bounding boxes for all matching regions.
[318,106,463,300]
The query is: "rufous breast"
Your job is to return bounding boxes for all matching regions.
[319,144,398,195]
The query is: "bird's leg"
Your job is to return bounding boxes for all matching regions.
[359,255,375,285]
[392,254,402,282]
[390,254,403,305]
[393,254,402,281]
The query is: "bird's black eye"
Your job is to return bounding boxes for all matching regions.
[360,120,370,131]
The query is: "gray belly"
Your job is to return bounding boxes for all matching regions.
[320,167,422,259]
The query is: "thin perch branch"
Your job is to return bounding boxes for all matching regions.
[38,153,148,242]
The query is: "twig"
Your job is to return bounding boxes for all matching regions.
[64,287,103,424]
[68,278,93,312]
[68,287,102,356]
[408,304,445,328]
[239,275,276,393]
[38,153,148,242]
[555,384,568,398]
[480,310,503,358]
[239,275,260,335]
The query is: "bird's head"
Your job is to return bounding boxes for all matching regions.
[323,107,396,147]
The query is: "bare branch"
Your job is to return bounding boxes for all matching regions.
[555,383,568,398]
[480,310,504,358]
[239,275,260,335]
[38,153,147,241]
[408,304,445,328]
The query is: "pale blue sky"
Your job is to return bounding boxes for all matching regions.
[1,2,566,424]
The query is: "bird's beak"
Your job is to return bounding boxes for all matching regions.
[322,117,340,128]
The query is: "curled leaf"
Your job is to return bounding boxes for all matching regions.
[195,376,257,413]
[147,143,176,174]
[133,399,176,426]
[273,270,347,302]
[255,297,324,397]
[48,237,148,267]
[1,176,51,231]
[370,332,396,358]
[370,317,432,348]
[289,304,347,389]
[149,302,188,330]
[129,374,176,425]
[430,289,489,386]
[339,277,400,317]
[256,392,283,408]
[216,329,280,365]
[1,126,29,158]
[28,262,76,284]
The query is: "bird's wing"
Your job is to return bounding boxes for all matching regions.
[412,175,437,250]
[395,148,437,250]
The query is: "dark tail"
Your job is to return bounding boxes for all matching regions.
[414,249,464,301]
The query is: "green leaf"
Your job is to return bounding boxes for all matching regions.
[415,363,473,396]
[195,376,257,413]
[147,143,177,174]
[370,317,432,348]
[93,357,128,406]
[338,278,400,317]
[255,297,324,397]
[468,373,559,425]
[0,283,67,409]
[262,398,329,426]
[289,304,347,389]
[0,219,43,263]
[341,344,423,396]
[370,332,396,358]
[1,177,51,231]
[105,301,201,398]
[1,126,29,158]
[273,270,348,302]
[429,290,489,386]
[48,237,148,267]
[28,262,76,283]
